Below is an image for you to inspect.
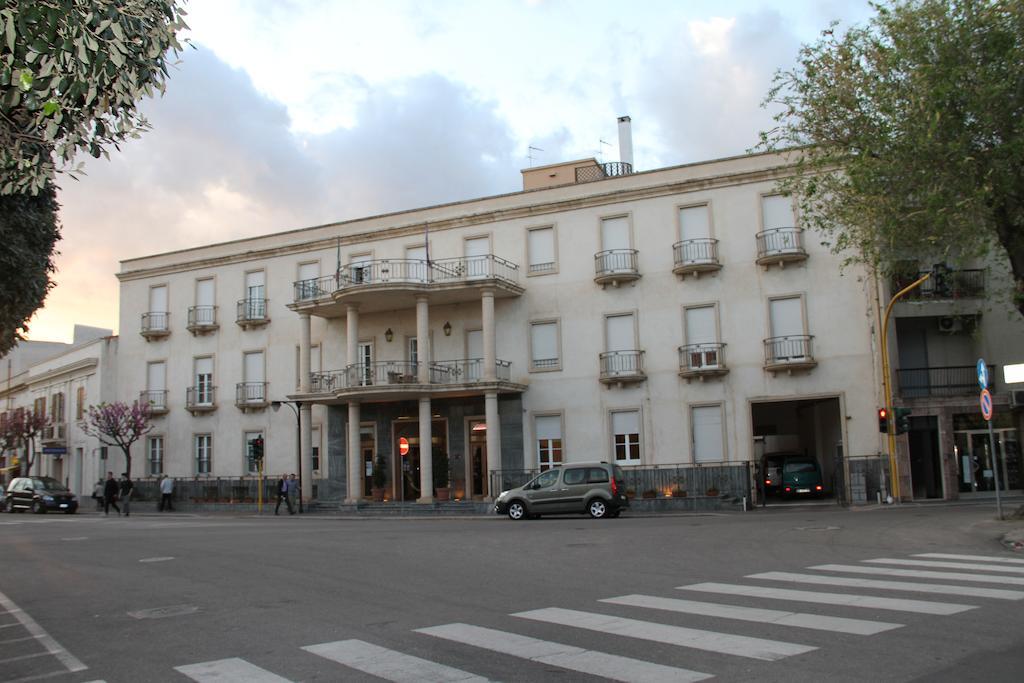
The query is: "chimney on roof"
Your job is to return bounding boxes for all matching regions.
[617,116,634,170]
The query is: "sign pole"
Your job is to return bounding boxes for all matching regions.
[987,418,1003,520]
[978,360,1003,521]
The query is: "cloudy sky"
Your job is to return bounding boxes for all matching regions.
[32,0,873,342]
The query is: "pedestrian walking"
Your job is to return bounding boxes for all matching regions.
[119,472,134,517]
[103,471,120,516]
[159,474,175,511]
[286,473,299,514]
[92,479,104,511]
[274,476,293,515]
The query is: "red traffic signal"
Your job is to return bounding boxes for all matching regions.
[878,408,889,434]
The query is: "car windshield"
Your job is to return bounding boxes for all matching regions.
[32,477,67,491]
[783,461,817,474]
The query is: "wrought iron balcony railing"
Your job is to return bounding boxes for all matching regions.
[185,386,216,411]
[574,162,634,183]
[309,359,513,393]
[678,343,727,376]
[187,305,218,333]
[897,365,991,397]
[140,390,168,413]
[756,227,807,264]
[235,382,268,407]
[673,238,720,271]
[594,249,640,284]
[763,335,815,368]
[141,312,170,337]
[236,298,269,325]
[893,269,985,300]
[599,350,646,383]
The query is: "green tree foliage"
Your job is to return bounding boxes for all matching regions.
[761,0,1024,316]
[0,184,59,353]
[1,0,189,195]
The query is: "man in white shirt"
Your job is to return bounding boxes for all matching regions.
[159,475,175,512]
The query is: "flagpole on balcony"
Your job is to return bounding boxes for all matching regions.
[880,270,931,502]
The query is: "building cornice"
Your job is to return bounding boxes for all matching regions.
[27,358,99,386]
[117,158,796,282]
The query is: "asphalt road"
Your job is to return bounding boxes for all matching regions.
[0,503,1022,682]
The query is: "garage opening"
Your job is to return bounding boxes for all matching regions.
[752,397,843,505]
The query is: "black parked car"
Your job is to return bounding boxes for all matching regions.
[4,476,78,514]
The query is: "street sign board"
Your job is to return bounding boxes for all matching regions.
[980,388,993,421]
[399,437,410,456]
[42,446,67,455]
[977,359,989,390]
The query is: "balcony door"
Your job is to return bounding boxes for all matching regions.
[601,216,630,251]
[147,362,166,407]
[405,245,428,282]
[194,357,214,405]
[358,342,373,386]
[606,313,635,352]
[685,306,719,368]
[243,351,265,402]
[195,279,215,324]
[464,236,491,279]
[149,285,167,315]
[245,271,265,317]
[465,329,483,380]
[769,297,805,360]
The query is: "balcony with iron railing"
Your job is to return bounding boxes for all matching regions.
[756,227,807,267]
[235,382,269,410]
[678,343,728,381]
[673,239,721,278]
[574,162,634,184]
[140,312,170,340]
[599,350,646,385]
[897,365,992,398]
[236,298,270,328]
[290,254,523,315]
[41,423,66,444]
[594,249,640,287]
[307,359,521,400]
[893,269,985,301]
[185,386,217,413]
[140,390,169,415]
[187,305,219,335]
[763,335,816,374]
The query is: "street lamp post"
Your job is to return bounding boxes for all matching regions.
[271,400,303,513]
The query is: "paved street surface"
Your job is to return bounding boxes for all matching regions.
[0,504,1022,682]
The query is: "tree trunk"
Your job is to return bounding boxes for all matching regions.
[122,448,132,479]
[993,204,1024,319]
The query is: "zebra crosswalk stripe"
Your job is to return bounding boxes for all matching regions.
[809,564,1024,586]
[678,582,975,615]
[302,639,490,682]
[417,622,711,683]
[600,594,902,635]
[864,558,1024,574]
[175,657,293,682]
[749,571,1024,600]
[513,607,816,661]
[913,553,1024,566]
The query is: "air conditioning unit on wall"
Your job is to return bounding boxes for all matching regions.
[1010,390,1024,410]
[938,316,963,334]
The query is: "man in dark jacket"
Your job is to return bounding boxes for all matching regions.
[275,476,293,515]
[119,472,134,517]
[103,471,120,516]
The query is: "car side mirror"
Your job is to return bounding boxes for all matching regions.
[531,483,541,490]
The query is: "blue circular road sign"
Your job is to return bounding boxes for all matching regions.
[977,359,989,390]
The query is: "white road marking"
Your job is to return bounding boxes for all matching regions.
[0,589,87,672]
[138,556,175,563]
[914,553,1024,565]
[417,622,711,683]
[175,657,292,682]
[601,594,902,635]
[60,537,88,541]
[303,639,491,682]
[513,607,816,661]
[749,572,1024,600]
[678,582,975,615]
[809,564,1024,586]
[865,558,1024,574]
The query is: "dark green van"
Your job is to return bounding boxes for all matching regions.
[780,455,824,497]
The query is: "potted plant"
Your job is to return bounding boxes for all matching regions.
[371,454,387,502]
[433,449,450,501]
[641,488,658,499]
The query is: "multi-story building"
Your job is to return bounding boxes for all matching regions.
[113,147,1023,505]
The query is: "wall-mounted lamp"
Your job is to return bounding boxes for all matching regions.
[384,328,394,343]
[443,321,452,336]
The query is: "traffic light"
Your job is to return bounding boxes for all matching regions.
[878,408,889,434]
[894,407,912,435]
[250,436,264,461]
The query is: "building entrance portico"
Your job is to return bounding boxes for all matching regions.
[392,418,448,502]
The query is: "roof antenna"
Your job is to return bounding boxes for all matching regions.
[598,138,611,162]
[528,146,544,167]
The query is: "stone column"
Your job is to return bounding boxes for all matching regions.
[346,401,361,502]
[417,396,434,503]
[416,295,430,383]
[346,304,359,377]
[482,288,496,381]
[300,403,312,502]
[485,391,501,499]
[298,313,311,392]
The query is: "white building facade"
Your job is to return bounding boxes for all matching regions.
[113,150,1023,504]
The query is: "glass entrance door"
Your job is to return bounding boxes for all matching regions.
[956,429,1021,493]
[468,419,487,499]
[392,420,448,501]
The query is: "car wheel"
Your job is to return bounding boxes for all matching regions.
[31,500,45,514]
[588,499,608,519]
[507,500,527,520]
[2,500,10,513]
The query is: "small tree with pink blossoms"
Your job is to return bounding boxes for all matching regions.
[82,401,153,479]
[1,408,50,476]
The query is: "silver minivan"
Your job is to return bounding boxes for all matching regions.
[493,462,629,519]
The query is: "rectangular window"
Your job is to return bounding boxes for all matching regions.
[762,194,796,230]
[600,216,630,251]
[147,436,164,476]
[535,415,563,471]
[692,405,724,463]
[605,313,635,352]
[348,252,371,283]
[679,205,711,241]
[194,278,216,325]
[465,329,482,380]
[684,305,720,369]
[357,342,373,386]
[611,410,641,464]
[769,296,804,338]
[33,397,45,418]
[149,284,168,314]
[51,392,65,422]
[244,270,266,318]
[244,430,262,474]
[527,226,556,274]
[464,236,491,279]
[530,321,560,371]
[194,434,212,474]
[194,357,214,405]
[76,386,86,420]
[147,361,166,391]
[243,351,265,402]
[312,426,321,472]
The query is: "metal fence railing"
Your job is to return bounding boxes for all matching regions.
[141,312,169,334]
[575,162,633,183]
[187,305,218,328]
[599,350,645,380]
[763,335,815,365]
[894,268,985,300]
[140,390,168,412]
[673,238,720,267]
[129,476,284,504]
[236,298,269,323]
[897,365,989,397]
[310,359,513,393]
[678,343,726,373]
[756,227,805,259]
[594,249,639,278]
